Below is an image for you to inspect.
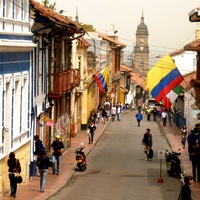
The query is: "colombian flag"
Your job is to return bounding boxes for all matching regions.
[93,66,110,93]
[146,54,183,102]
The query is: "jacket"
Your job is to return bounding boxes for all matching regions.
[36,154,50,169]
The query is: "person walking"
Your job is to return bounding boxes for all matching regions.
[34,135,43,176]
[152,107,157,122]
[117,105,121,121]
[101,108,107,126]
[146,107,152,121]
[88,121,96,144]
[168,109,173,126]
[142,128,153,161]
[7,152,21,198]
[36,149,50,193]
[51,135,64,175]
[135,111,143,127]
[188,131,198,181]
[161,109,168,126]
[181,125,188,149]
[178,175,193,200]
[111,104,116,121]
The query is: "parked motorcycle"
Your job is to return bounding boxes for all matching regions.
[75,143,87,171]
[166,149,182,176]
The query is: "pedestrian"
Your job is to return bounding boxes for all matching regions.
[146,107,152,121]
[178,175,193,200]
[181,125,188,149]
[96,109,101,126]
[51,135,64,175]
[135,111,143,127]
[152,107,157,122]
[34,135,43,176]
[88,121,96,144]
[111,104,116,121]
[194,124,200,144]
[7,152,21,198]
[117,105,121,121]
[36,149,50,193]
[101,108,107,126]
[161,109,167,126]
[195,143,200,182]
[142,128,153,161]
[168,109,173,126]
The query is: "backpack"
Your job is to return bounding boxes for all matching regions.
[41,143,47,152]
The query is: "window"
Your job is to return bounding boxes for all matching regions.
[139,58,144,67]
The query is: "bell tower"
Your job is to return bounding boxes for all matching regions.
[134,11,149,75]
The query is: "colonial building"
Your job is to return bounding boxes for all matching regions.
[0,0,36,196]
[133,12,149,75]
[30,0,85,174]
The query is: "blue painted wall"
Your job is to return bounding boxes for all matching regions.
[0,52,30,74]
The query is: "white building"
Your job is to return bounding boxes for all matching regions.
[0,0,35,195]
[170,48,197,75]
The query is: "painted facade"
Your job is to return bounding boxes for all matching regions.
[0,0,35,196]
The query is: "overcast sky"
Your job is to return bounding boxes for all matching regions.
[46,0,199,62]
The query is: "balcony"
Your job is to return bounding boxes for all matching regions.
[48,69,80,98]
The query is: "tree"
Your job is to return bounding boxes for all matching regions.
[42,0,56,11]
[79,23,96,32]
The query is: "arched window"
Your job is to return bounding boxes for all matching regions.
[139,58,144,67]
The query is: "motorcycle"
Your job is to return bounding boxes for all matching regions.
[75,143,87,171]
[166,149,182,176]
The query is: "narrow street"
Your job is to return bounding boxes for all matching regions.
[47,111,181,200]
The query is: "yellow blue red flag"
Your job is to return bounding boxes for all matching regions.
[93,66,110,93]
[145,54,183,102]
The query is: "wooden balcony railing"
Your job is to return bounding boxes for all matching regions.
[48,69,80,98]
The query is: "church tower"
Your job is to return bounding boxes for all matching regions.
[134,11,149,75]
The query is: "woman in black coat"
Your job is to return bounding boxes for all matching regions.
[7,152,21,198]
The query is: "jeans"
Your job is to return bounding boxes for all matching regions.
[39,169,48,191]
[117,113,121,121]
[169,117,173,126]
[52,155,61,174]
[9,173,17,197]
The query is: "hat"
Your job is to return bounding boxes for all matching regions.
[56,135,60,139]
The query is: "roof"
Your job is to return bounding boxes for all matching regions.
[184,38,200,51]
[120,65,133,72]
[188,7,200,22]
[97,32,126,48]
[181,72,196,90]
[77,37,91,47]
[30,0,84,35]
[169,47,185,56]
[130,72,147,90]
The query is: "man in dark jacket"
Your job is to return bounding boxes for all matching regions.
[34,135,43,176]
[142,128,153,161]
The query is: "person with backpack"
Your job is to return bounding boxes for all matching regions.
[135,111,143,127]
[36,149,50,193]
[142,128,153,161]
[34,135,44,176]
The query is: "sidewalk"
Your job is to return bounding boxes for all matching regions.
[1,110,200,200]
[0,119,110,200]
[157,117,200,200]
